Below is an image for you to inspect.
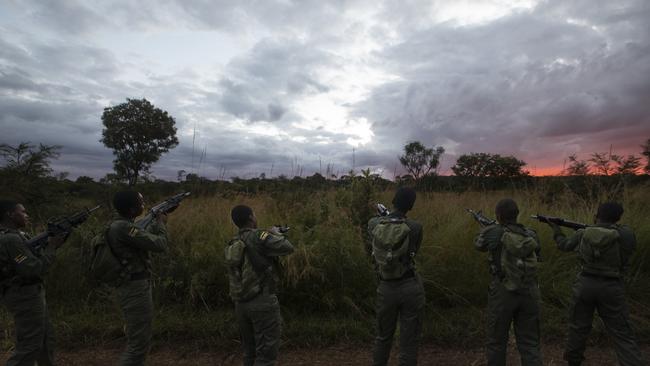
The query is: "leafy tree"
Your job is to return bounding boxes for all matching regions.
[642,139,650,174]
[101,98,179,186]
[398,141,445,180]
[565,154,590,176]
[451,153,528,178]
[0,142,61,177]
[612,154,642,175]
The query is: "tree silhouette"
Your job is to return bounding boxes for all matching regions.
[0,142,61,178]
[452,153,528,178]
[642,139,650,174]
[398,141,445,180]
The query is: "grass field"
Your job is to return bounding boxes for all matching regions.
[2,179,649,350]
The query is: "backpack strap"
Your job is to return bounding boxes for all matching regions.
[104,225,132,277]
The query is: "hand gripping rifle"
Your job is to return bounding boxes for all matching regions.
[27,205,102,251]
[376,203,390,217]
[530,215,586,230]
[466,208,497,227]
[135,192,191,229]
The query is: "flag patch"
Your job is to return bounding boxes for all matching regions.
[14,254,28,264]
[128,227,139,237]
[260,232,269,240]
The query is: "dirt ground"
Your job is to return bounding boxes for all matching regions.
[2,344,648,365]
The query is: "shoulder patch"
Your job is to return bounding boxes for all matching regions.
[14,254,28,264]
[128,227,139,237]
[259,231,269,241]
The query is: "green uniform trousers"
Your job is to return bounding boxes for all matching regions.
[235,293,282,366]
[372,275,425,366]
[564,274,644,366]
[1,283,55,366]
[486,279,542,366]
[116,279,153,366]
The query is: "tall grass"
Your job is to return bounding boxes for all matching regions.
[1,181,649,349]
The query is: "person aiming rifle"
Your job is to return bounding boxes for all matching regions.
[539,203,644,366]
[103,191,186,366]
[0,200,72,365]
[225,205,294,366]
[472,199,543,366]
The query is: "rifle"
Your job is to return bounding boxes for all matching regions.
[376,203,390,217]
[466,208,496,227]
[530,215,586,230]
[135,192,191,229]
[27,205,102,251]
[272,225,290,234]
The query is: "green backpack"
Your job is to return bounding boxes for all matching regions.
[500,228,538,291]
[88,228,130,286]
[225,236,271,302]
[579,226,621,278]
[371,218,413,280]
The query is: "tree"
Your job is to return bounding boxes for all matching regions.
[0,142,61,177]
[101,98,179,186]
[451,153,528,178]
[565,154,590,176]
[398,141,445,180]
[642,139,650,174]
[589,152,618,176]
[612,155,642,175]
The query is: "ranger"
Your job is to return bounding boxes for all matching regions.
[107,191,170,366]
[0,200,64,366]
[225,205,294,366]
[474,198,543,366]
[544,202,644,366]
[367,187,425,366]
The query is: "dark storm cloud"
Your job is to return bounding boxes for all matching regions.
[2,0,649,179]
[357,0,650,172]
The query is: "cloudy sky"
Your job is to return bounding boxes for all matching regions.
[1,0,649,180]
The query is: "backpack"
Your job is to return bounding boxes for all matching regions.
[579,226,621,278]
[224,234,272,302]
[371,217,413,280]
[500,228,538,291]
[88,228,130,286]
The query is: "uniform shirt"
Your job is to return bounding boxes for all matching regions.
[0,226,56,284]
[552,223,636,275]
[475,223,541,277]
[107,215,168,277]
[235,228,294,294]
[367,211,424,264]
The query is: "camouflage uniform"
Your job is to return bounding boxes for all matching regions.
[553,223,644,366]
[225,228,294,366]
[368,212,425,366]
[0,226,56,366]
[107,215,168,366]
[475,223,543,366]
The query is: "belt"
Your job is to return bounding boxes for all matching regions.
[380,270,415,282]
